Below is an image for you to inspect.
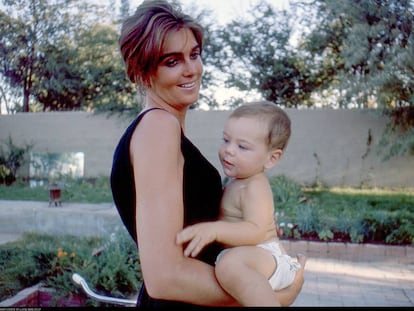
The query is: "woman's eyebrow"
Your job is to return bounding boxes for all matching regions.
[158,52,181,62]
[159,45,201,62]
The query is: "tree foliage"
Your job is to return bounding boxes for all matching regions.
[301,0,414,157]
[303,0,414,109]
[0,136,32,185]
[1,0,413,157]
[209,1,314,107]
[0,0,135,113]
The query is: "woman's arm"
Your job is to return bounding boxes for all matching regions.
[130,110,237,306]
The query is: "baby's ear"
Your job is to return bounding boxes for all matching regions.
[264,149,283,169]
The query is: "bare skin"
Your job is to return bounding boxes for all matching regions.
[176,115,307,306]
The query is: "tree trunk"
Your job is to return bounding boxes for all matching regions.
[23,88,30,112]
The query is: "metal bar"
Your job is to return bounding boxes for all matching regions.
[72,273,136,307]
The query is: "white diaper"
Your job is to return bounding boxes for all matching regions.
[257,240,301,290]
[216,240,301,291]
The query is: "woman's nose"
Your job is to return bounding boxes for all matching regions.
[183,59,197,76]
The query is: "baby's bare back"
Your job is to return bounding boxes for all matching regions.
[220,175,278,242]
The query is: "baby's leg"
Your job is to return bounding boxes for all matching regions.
[215,246,280,307]
[276,253,307,306]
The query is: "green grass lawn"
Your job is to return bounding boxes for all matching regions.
[0,177,113,203]
[1,176,413,245]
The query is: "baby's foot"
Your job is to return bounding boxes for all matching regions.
[296,253,307,269]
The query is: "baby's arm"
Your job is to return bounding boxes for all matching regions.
[176,219,266,257]
[177,178,274,257]
[176,221,220,257]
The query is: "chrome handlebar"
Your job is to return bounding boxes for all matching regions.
[72,273,136,307]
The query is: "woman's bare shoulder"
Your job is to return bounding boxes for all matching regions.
[139,109,181,133]
[131,109,181,147]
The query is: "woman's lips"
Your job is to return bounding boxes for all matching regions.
[178,81,196,89]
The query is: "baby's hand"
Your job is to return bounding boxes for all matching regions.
[176,222,217,257]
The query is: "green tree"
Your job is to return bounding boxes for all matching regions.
[303,0,414,157]
[34,22,136,113]
[0,136,32,185]
[209,1,315,108]
[0,0,136,113]
[119,0,131,20]
[1,0,78,112]
[304,0,414,108]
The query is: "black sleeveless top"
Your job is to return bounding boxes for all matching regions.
[110,108,224,308]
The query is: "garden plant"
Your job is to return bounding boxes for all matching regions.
[0,175,413,306]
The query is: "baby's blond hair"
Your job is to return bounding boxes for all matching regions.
[229,102,291,151]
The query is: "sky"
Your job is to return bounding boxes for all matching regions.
[130,0,290,26]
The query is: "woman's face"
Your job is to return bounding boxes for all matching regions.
[149,28,203,109]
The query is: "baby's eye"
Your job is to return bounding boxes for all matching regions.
[239,145,248,150]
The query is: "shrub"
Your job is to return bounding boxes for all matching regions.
[270,175,414,245]
[0,229,141,306]
[0,136,32,185]
[364,209,414,245]
[271,174,305,211]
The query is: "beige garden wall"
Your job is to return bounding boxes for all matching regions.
[1,109,413,188]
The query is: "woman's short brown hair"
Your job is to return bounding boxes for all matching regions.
[119,0,204,88]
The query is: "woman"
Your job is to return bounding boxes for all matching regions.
[110,0,304,307]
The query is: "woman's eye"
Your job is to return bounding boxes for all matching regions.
[165,59,178,67]
[190,51,200,59]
